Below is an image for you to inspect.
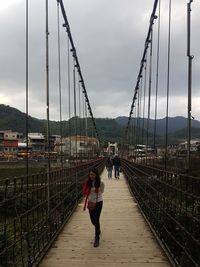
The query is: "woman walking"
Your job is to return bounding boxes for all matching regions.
[106,157,113,179]
[82,168,105,247]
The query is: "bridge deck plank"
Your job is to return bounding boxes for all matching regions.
[39,168,171,267]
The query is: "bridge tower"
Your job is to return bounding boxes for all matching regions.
[107,142,118,156]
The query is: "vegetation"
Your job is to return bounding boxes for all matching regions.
[1,104,200,146]
[0,165,46,180]
[0,105,125,145]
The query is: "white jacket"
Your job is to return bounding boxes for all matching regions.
[88,181,105,203]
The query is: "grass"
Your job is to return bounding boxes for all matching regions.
[0,166,46,180]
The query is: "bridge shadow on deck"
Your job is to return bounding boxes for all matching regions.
[39,168,171,267]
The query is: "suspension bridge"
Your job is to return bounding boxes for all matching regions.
[0,1,200,267]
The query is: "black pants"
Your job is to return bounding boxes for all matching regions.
[89,201,103,240]
[114,166,120,178]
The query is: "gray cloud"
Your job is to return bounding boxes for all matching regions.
[0,0,200,121]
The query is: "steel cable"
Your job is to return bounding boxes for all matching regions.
[58,0,100,145]
[164,0,172,170]
[146,29,154,164]
[67,37,72,160]
[142,60,147,145]
[25,0,29,175]
[122,0,159,154]
[153,0,161,149]
[56,2,63,168]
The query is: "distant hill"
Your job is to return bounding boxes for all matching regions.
[168,127,200,141]
[115,116,200,135]
[0,104,46,133]
[0,105,123,144]
[1,104,200,145]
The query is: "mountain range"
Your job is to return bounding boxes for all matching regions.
[116,116,200,135]
[1,104,200,145]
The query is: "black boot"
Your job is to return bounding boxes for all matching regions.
[93,237,99,247]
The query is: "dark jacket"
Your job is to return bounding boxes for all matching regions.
[106,158,113,168]
[113,156,121,167]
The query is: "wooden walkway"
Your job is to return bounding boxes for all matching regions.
[39,168,171,267]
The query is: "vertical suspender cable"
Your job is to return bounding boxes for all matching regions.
[25,1,30,263]
[136,90,140,148]
[142,60,147,145]
[78,80,82,159]
[154,0,161,150]
[139,77,143,146]
[131,116,134,159]
[82,90,86,158]
[85,103,88,159]
[78,80,82,138]
[164,0,172,171]
[73,60,77,163]
[67,37,71,161]
[146,30,153,163]
[187,0,193,172]
[72,61,78,201]
[25,0,29,243]
[134,103,138,149]
[134,109,137,150]
[131,116,133,147]
[45,0,51,215]
[57,2,63,168]
[134,109,137,161]
[127,125,130,158]
[25,0,29,175]
[78,80,81,134]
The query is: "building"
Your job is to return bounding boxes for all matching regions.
[107,142,118,156]
[178,140,200,154]
[50,135,61,151]
[0,130,23,154]
[28,133,45,152]
[55,135,100,158]
[0,131,4,152]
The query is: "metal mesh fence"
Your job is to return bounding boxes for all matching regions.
[122,159,200,267]
[0,158,105,266]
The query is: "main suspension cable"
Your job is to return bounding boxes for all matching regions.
[57,0,101,145]
[122,0,159,154]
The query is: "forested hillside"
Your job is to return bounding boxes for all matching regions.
[1,104,200,145]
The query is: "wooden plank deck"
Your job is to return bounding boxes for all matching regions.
[39,168,171,267]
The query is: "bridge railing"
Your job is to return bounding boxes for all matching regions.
[122,159,200,267]
[0,158,105,267]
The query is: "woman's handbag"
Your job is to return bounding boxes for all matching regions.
[87,201,96,211]
[87,190,98,211]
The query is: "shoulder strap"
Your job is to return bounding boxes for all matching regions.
[95,190,99,203]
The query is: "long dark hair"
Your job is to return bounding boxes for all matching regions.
[87,168,101,189]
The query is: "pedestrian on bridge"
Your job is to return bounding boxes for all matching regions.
[106,157,113,178]
[82,168,105,247]
[113,155,121,179]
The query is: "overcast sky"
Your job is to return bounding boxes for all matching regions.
[0,0,200,121]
